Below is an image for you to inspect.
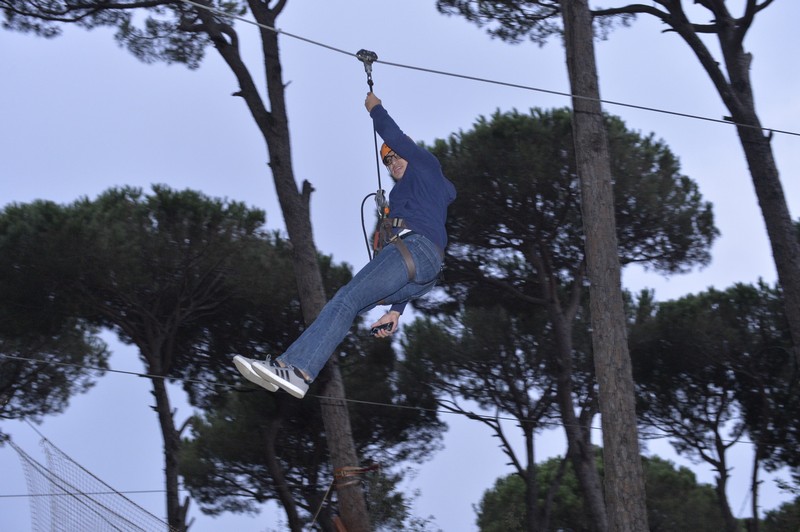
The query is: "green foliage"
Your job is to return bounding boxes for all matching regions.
[762,496,800,532]
[343,336,446,466]
[28,185,276,387]
[535,454,594,530]
[475,474,527,532]
[475,454,727,532]
[0,325,108,440]
[0,199,83,335]
[629,282,799,470]
[179,284,446,526]
[435,0,634,45]
[180,337,446,528]
[407,104,718,453]
[1,184,271,434]
[0,0,222,68]
[436,0,562,45]
[0,200,110,439]
[402,305,559,419]
[644,456,727,532]
[629,286,743,456]
[179,390,325,516]
[405,107,718,530]
[1,185,445,524]
[425,108,717,289]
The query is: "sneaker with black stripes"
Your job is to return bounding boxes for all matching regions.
[252,358,310,399]
[233,355,279,392]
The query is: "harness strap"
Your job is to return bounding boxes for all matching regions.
[376,217,416,281]
[392,235,416,282]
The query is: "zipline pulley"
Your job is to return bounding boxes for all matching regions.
[356,49,378,89]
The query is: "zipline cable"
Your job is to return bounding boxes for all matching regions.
[177,0,800,139]
[0,352,763,447]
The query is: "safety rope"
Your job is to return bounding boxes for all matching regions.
[356,49,389,261]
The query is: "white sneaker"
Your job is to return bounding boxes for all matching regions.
[233,355,278,392]
[252,359,310,399]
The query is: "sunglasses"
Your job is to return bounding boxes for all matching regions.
[382,152,401,166]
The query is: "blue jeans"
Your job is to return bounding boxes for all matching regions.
[277,233,443,381]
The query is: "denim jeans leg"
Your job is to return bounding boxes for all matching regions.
[277,234,442,381]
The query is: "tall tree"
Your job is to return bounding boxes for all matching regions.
[2,186,446,530]
[558,4,648,528]
[441,0,800,369]
[594,0,800,370]
[630,289,742,532]
[436,2,650,528]
[0,1,370,529]
[1,187,293,530]
[629,282,798,531]
[409,107,717,531]
[721,281,797,532]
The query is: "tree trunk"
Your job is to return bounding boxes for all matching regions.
[522,425,538,532]
[200,4,371,530]
[263,417,303,532]
[559,1,649,531]
[714,461,739,532]
[531,242,607,530]
[550,309,608,532]
[317,360,370,532]
[150,365,189,532]
[750,446,761,532]
[728,91,800,370]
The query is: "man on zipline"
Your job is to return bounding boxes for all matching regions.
[234,91,456,398]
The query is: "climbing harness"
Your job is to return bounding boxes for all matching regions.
[378,219,417,282]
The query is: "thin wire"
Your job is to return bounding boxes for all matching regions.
[0,353,239,391]
[6,418,370,498]
[309,478,335,529]
[0,353,759,447]
[177,0,800,139]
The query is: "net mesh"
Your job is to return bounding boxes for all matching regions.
[10,437,175,532]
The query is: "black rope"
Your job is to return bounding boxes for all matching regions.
[356,49,387,261]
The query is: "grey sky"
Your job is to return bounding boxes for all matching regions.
[1,1,799,530]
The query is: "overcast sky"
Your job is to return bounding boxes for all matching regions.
[2,1,799,530]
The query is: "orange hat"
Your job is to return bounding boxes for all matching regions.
[380,143,392,159]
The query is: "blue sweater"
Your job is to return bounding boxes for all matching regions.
[370,104,456,252]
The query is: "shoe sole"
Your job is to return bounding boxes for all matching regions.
[252,361,307,399]
[233,355,278,392]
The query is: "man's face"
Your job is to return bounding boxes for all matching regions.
[383,151,408,180]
